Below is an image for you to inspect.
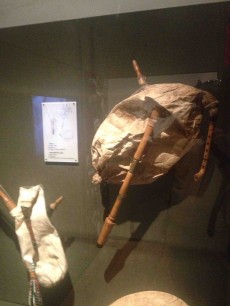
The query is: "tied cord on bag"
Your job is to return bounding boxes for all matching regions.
[28,263,43,306]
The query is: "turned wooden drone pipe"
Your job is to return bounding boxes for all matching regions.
[48,195,63,217]
[97,109,159,247]
[97,60,159,247]
[0,185,16,211]
[132,59,147,86]
[50,195,63,210]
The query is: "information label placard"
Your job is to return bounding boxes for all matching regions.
[42,101,78,163]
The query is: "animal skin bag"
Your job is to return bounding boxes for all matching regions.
[92,83,218,185]
[10,185,67,288]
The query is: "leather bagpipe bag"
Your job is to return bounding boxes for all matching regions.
[91,83,218,185]
[10,185,67,288]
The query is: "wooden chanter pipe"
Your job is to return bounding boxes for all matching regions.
[194,121,215,181]
[194,99,218,181]
[96,60,160,247]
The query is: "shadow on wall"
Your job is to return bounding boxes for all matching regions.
[99,122,230,283]
[100,139,211,282]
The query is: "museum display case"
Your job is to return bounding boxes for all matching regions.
[0,2,230,305]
